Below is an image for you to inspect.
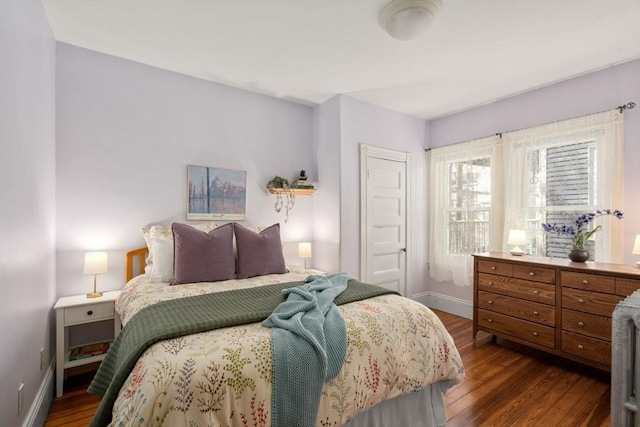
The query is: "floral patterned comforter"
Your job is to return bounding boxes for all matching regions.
[109,268,464,426]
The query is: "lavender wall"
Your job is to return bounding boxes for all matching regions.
[338,96,429,295]
[56,44,316,296]
[0,1,56,425]
[428,59,640,302]
[312,96,342,273]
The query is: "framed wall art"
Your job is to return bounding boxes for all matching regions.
[187,165,247,220]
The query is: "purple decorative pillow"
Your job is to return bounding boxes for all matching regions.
[235,223,287,279]
[171,222,236,285]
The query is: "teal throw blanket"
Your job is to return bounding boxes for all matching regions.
[262,273,351,427]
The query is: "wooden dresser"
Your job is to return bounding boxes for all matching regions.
[473,252,640,370]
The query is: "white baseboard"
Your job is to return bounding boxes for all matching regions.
[412,291,473,320]
[23,359,54,427]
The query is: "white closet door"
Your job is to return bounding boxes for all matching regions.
[360,145,410,296]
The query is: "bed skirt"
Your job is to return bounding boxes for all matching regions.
[343,380,453,427]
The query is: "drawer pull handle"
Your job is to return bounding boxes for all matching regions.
[533,311,539,315]
[582,280,589,285]
[491,266,496,270]
[578,298,584,304]
[488,281,493,286]
[87,310,93,316]
[577,344,584,350]
[487,318,493,323]
[532,290,539,295]
[532,331,539,336]
[578,321,585,327]
[488,300,493,304]
[529,272,535,276]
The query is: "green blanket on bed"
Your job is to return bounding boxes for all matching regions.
[88,278,399,427]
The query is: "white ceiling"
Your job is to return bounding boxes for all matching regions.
[43,0,640,120]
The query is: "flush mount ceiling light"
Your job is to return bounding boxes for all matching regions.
[379,0,443,41]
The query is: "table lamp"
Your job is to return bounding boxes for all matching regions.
[507,230,527,256]
[633,234,640,268]
[84,251,107,298]
[298,242,312,269]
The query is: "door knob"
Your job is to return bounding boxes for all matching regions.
[400,248,407,252]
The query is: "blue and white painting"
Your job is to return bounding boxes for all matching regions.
[187,165,246,220]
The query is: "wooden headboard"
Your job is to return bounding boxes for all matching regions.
[126,247,149,283]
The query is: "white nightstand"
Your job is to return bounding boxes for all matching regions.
[54,290,121,397]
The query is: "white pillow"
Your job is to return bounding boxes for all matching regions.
[147,238,174,282]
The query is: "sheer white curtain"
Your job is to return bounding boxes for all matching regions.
[502,110,624,262]
[428,136,501,287]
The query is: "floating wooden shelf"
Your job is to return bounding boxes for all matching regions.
[268,187,316,196]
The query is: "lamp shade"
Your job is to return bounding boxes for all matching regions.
[84,252,108,275]
[298,242,312,259]
[507,230,527,246]
[379,0,443,40]
[633,234,640,255]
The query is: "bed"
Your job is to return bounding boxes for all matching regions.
[89,222,464,426]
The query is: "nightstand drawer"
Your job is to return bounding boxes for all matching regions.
[64,303,114,324]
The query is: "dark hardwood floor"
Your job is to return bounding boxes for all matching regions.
[440,310,610,426]
[45,309,611,426]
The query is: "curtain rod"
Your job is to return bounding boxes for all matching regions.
[424,101,635,152]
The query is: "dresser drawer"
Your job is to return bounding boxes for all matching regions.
[616,278,640,296]
[64,302,114,325]
[513,264,556,284]
[477,260,513,277]
[561,309,612,341]
[561,331,611,366]
[561,271,615,294]
[477,309,555,349]
[479,273,555,305]
[561,288,620,317]
[479,290,555,326]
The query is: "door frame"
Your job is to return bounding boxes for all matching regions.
[359,144,412,295]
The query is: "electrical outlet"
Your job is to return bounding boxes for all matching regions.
[40,348,45,370]
[18,383,24,414]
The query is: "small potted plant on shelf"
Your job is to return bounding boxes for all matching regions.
[292,170,314,189]
[267,175,295,223]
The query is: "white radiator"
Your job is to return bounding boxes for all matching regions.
[612,289,640,427]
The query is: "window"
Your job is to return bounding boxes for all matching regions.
[504,110,623,264]
[428,136,498,287]
[527,140,596,258]
[447,158,491,255]
[429,109,624,287]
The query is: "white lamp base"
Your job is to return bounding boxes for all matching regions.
[636,261,640,269]
[510,246,525,256]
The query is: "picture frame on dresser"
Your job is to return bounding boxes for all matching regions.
[472,252,640,371]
